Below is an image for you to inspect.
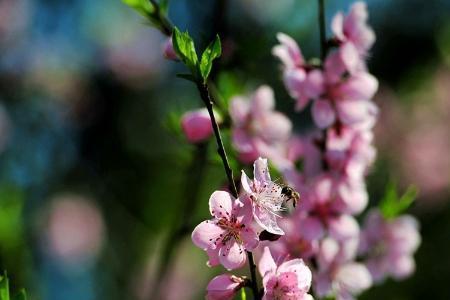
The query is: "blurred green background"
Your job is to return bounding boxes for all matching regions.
[0,0,449,299]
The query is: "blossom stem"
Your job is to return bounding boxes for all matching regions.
[318,0,327,61]
[196,82,260,300]
[196,82,239,197]
[317,0,329,170]
[246,251,260,298]
[149,0,173,36]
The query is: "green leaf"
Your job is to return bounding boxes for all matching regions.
[122,0,154,17]
[240,287,247,300]
[199,35,222,83]
[380,182,418,219]
[0,271,10,300]
[172,27,199,78]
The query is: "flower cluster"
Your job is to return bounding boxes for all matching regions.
[185,2,420,299]
[193,158,314,299]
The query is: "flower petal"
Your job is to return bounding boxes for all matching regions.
[251,85,275,116]
[254,157,271,182]
[219,240,246,270]
[192,220,226,250]
[258,247,277,278]
[206,247,220,267]
[240,226,259,251]
[312,99,336,129]
[278,259,312,293]
[253,205,284,235]
[209,191,234,219]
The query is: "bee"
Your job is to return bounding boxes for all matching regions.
[280,185,300,207]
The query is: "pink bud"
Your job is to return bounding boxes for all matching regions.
[163,36,177,60]
[181,109,215,143]
[206,274,244,300]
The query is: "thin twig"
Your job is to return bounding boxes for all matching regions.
[149,0,173,35]
[143,1,260,297]
[195,82,260,299]
[318,0,327,61]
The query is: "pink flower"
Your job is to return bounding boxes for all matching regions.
[258,247,313,300]
[241,158,286,235]
[272,33,304,69]
[331,1,375,55]
[230,86,292,163]
[191,191,259,270]
[206,274,245,300]
[273,31,378,131]
[359,210,421,282]
[272,214,324,260]
[181,108,216,143]
[316,262,372,300]
[163,36,177,60]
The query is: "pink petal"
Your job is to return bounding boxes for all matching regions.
[192,220,226,250]
[254,157,271,182]
[331,12,345,40]
[234,197,253,225]
[277,259,312,293]
[206,274,241,300]
[229,96,250,126]
[344,2,375,53]
[312,99,336,129]
[207,247,221,267]
[232,128,257,153]
[240,171,254,195]
[283,68,307,101]
[258,112,292,142]
[258,246,277,278]
[304,69,325,99]
[328,215,360,241]
[209,191,234,219]
[314,272,332,298]
[240,226,259,250]
[253,205,284,235]
[335,263,372,295]
[389,255,415,280]
[181,109,213,143]
[301,216,325,241]
[336,99,378,127]
[314,176,334,204]
[163,36,177,60]
[251,85,275,116]
[336,72,378,101]
[273,32,304,68]
[336,180,368,214]
[339,42,360,74]
[318,237,339,268]
[219,240,247,270]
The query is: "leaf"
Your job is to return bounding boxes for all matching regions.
[172,27,199,78]
[240,287,247,300]
[200,35,222,83]
[380,182,418,219]
[122,0,154,17]
[0,271,9,300]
